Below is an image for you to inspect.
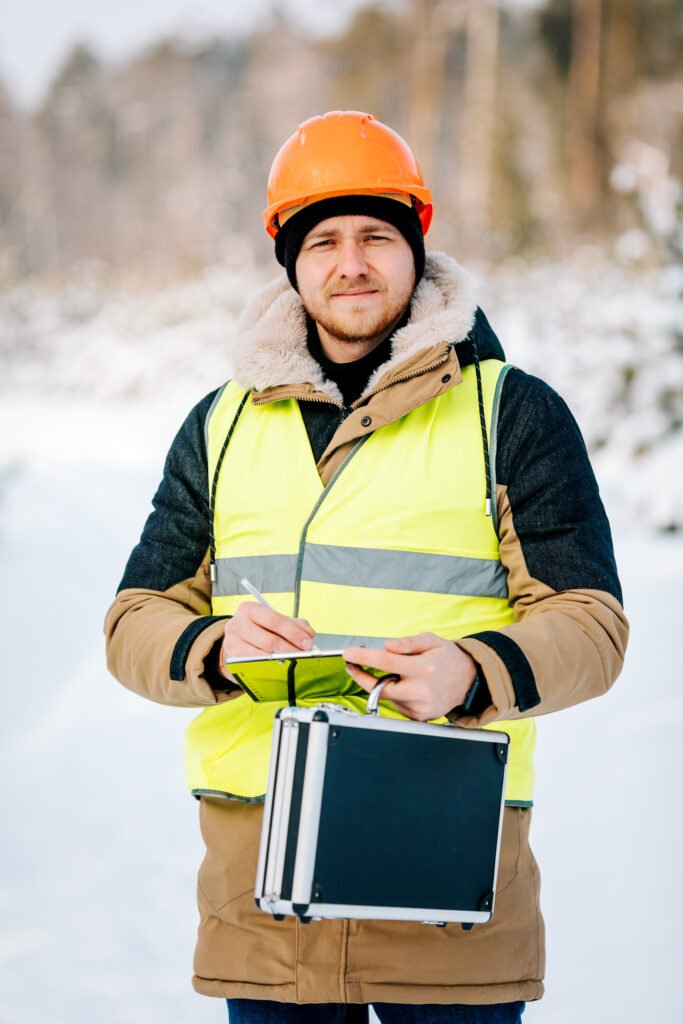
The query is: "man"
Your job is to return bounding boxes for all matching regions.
[105,111,628,1022]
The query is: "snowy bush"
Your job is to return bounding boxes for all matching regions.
[1,253,681,532]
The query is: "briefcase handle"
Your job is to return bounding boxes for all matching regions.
[366,675,401,715]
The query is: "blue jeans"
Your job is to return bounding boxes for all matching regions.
[227,999,525,1023]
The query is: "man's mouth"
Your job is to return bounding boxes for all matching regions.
[331,289,378,298]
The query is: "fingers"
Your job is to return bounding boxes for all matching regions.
[252,604,315,645]
[223,627,297,658]
[383,699,422,721]
[223,603,316,658]
[219,638,268,680]
[379,678,433,711]
[384,633,444,655]
[343,634,446,672]
[343,644,429,707]
[243,603,315,645]
[343,663,377,693]
[343,646,408,676]
[345,649,455,721]
[344,662,431,714]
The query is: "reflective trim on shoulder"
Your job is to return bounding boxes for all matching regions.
[489,363,514,537]
[203,381,230,452]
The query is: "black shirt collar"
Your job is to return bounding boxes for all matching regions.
[306,305,411,407]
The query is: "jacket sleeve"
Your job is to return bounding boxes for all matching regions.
[451,369,629,726]
[104,389,240,708]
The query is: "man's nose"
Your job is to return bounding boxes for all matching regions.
[336,240,368,277]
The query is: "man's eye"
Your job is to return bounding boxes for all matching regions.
[311,239,334,248]
[367,235,389,242]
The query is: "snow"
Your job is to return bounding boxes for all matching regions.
[2,252,681,530]
[1,259,682,1022]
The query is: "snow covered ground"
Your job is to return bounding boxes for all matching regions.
[0,259,681,1022]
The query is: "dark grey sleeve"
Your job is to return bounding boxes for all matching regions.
[117,389,219,594]
[496,369,622,603]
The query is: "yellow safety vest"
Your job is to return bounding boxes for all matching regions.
[184,359,536,805]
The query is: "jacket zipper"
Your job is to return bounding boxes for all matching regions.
[249,348,452,410]
[348,348,451,408]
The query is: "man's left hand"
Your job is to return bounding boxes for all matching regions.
[343,634,478,721]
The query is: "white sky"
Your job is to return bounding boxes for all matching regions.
[1,0,547,111]
[0,0,365,109]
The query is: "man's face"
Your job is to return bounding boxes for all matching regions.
[295,214,415,357]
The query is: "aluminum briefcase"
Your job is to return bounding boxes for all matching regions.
[255,703,509,928]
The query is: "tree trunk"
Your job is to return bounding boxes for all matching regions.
[567,0,604,227]
[458,0,500,243]
[406,0,453,187]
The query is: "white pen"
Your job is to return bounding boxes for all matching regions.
[239,577,320,651]
[239,577,276,609]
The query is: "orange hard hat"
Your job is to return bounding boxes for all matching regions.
[264,111,433,239]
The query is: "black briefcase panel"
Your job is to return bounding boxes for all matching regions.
[255,705,509,927]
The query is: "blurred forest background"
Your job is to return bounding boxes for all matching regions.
[1,0,681,278]
[1,6,682,1024]
[0,0,682,530]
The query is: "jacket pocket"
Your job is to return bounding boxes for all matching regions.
[197,795,263,914]
[495,804,522,896]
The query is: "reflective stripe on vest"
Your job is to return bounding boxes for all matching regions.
[184,360,536,805]
[213,547,509,600]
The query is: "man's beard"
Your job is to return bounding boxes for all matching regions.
[312,304,398,344]
[303,276,414,345]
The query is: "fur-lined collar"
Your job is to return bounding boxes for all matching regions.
[232,251,478,403]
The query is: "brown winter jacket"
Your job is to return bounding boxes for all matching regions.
[105,252,628,1005]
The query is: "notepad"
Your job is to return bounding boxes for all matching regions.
[224,648,384,702]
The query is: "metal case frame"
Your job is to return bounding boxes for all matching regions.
[255,706,509,927]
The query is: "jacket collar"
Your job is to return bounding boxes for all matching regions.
[232,251,479,404]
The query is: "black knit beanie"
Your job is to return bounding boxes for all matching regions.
[274,194,426,291]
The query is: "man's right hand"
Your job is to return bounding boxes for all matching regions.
[219,603,316,682]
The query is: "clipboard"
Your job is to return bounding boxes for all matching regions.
[224,648,385,703]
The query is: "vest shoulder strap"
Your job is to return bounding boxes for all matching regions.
[487,362,514,537]
[203,381,231,451]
